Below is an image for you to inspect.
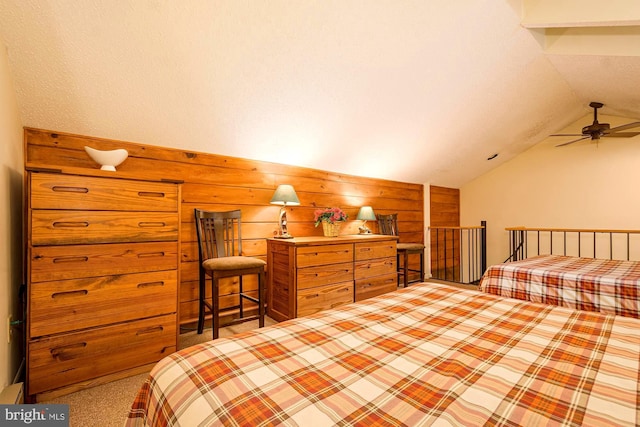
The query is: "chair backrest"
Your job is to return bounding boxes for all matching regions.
[377,213,399,237]
[194,209,243,261]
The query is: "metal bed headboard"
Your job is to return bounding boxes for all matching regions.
[506,227,640,262]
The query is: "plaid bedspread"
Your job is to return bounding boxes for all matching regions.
[126,282,640,426]
[480,255,640,318]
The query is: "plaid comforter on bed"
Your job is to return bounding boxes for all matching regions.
[126,282,640,426]
[480,255,640,318]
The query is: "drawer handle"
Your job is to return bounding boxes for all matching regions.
[53,256,89,264]
[138,222,166,228]
[338,287,350,293]
[311,250,348,256]
[137,281,165,288]
[52,186,89,193]
[138,191,166,198]
[50,342,87,361]
[330,302,343,308]
[52,289,88,299]
[306,294,320,299]
[138,252,165,258]
[137,326,164,335]
[53,221,89,228]
[361,248,372,252]
[361,284,372,289]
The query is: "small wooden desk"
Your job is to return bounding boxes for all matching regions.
[267,235,398,321]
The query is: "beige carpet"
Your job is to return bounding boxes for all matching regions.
[42,317,278,427]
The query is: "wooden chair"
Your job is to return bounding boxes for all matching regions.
[377,213,425,287]
[194,209,266,339]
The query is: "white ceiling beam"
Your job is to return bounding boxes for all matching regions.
[522,0,640,28]
[544,27,640,56]
[522,0,640,56]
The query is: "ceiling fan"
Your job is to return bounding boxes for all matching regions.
[552,102,640,147]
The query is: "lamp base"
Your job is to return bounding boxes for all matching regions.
[358,225,372,234]
[275,207,294,239]
[274,234,294,239]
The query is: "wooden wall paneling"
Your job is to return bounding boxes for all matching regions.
[25,128,424,328]
[429,186,460,226]
[26,129,425,193]
[429,185,460,281]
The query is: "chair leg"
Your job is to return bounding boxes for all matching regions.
[212,275,220,340]
[419,251,424,283]
[197,268,206,334]
[239,275,244,319]
[403,251,409,288]
[258,270,265,328]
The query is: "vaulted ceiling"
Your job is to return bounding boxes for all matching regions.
[1,1,639,187]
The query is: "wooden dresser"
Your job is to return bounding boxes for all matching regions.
[26,168,181,401]
[267,235,398,321]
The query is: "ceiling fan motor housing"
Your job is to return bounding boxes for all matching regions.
[582,101,609,137]
[582,122,610,137]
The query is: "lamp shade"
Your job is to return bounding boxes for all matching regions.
[270,184,300,206]
[356,206,376,221]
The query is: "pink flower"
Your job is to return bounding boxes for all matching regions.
[314,207,348,226]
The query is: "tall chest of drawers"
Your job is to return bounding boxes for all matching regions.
[26,169,180,401]
[267,235,397,321]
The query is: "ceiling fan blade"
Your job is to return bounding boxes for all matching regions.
[550,133,584,137]
[555,136,590,147]
[604,132,640,138]
[608,122,640,133]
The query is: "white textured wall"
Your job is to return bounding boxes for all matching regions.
[0,41,24,389]
[460,114,640,267]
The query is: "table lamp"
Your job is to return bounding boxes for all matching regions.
[356,206,376,234]
[270,184,300,239]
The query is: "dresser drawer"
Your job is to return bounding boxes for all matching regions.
[30,241,178,282]
[297,282,353,317]
[354,257,396,280]
[28,314,176,395]
[30,173,179,212]
[30,270,178,337]
[296,244,353,268]
[297,262,353,290]
[355,273,398,301]
[355,240,396,261]
[31,210,179,246]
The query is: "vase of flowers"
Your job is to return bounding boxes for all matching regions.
[314,207,348,237]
